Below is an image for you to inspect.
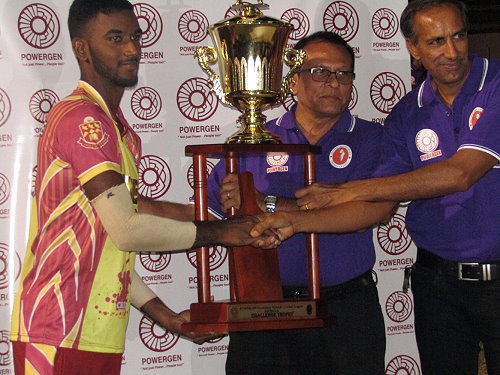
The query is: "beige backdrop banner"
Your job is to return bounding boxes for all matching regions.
[0,1,419,374]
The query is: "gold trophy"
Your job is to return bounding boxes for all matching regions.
[195,0,305,144]
[182,1,331,333]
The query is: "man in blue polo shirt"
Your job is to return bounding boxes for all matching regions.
[252,1,500,374]
[209,31,387,375]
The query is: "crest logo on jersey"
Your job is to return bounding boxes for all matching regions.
[415,128,442,161]
[329,145,352,168]
[266,152,289,173]
[468,107,483,130]
[78,117,110,149]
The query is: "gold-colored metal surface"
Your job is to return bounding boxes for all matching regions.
[195,1,305,144]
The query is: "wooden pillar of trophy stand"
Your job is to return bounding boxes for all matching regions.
[182,143,333,333]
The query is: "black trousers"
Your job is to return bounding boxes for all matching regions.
[225,272,386,375]
[411,262,500,375]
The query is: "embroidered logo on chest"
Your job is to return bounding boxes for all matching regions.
[329,145,352,168]
[266,152,289,173]
[77,116,110,149]
[415,128,442,161]
[468,107,484,130]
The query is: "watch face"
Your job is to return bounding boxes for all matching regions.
[265,195,277,212]
[265,196,277,204]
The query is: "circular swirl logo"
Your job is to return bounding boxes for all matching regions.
[266,153,289,167]
[370,72,407,114]
[0,244,21,290]
[177,77,218,122]
[138,155,172,199]
[0,88,12,128]
[385,355,421,375]
[281,8,310,41]
[415,129,439,153]
[282,94,297,112]
[349,84,358,110]
[133,3,163,48]
[131,87,162,121]
[0,173,10,205]
[372,8,399,40]
[18,3,60,49]
[323,1,359,42]
[385,291,413,323]
[377,213,412,255]
[30,89,59,124]
[0,245,9,290]
[139,252,171,273]
[187,160,215,189]
[0,330,12,366]
[187,245,227,271]
[139,315,179,352]
[178,10,209,44]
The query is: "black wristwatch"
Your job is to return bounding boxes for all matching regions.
[264,195,277,212]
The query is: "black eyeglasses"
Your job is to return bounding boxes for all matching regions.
[300,67,355,84]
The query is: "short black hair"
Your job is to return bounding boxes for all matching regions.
[294,31,355,72]
[401,0,468,43]
[68,0,134,39]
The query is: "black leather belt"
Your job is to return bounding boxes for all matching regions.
[283,270,375,299]
[417,248,500,281]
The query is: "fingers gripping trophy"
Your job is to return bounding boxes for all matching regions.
[195,0,305,144]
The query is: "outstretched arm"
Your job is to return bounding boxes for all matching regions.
[251,200,396,242]
[86,170,279,252]
[131,271,219,344]
[296,148,497,209]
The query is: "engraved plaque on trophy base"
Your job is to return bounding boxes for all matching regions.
[182,299,335,333]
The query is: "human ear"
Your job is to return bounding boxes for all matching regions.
[72,38,89,62]
[405,38,420,61]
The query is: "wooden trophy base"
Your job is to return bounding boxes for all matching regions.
[182,299,334,333]
[182,144,334,333]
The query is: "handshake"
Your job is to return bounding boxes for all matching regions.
[193,212,294,250]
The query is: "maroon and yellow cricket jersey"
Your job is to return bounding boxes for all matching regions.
[10,81,142,353]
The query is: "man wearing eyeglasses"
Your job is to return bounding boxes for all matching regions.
[206,31,387,375]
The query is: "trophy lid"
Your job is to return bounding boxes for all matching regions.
[211,1,292,29]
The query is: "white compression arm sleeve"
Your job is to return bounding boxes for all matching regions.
[91,183,196,252]
[130,270,157,309]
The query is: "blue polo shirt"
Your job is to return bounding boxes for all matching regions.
[376,55,500,262]
[207,107,383,286]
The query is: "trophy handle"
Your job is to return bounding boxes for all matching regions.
[195,46,230,106]
[280,48,306,103]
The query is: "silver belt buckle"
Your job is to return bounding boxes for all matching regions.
[458,263,491,281]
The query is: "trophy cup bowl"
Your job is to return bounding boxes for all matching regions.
[195,1,305,144]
